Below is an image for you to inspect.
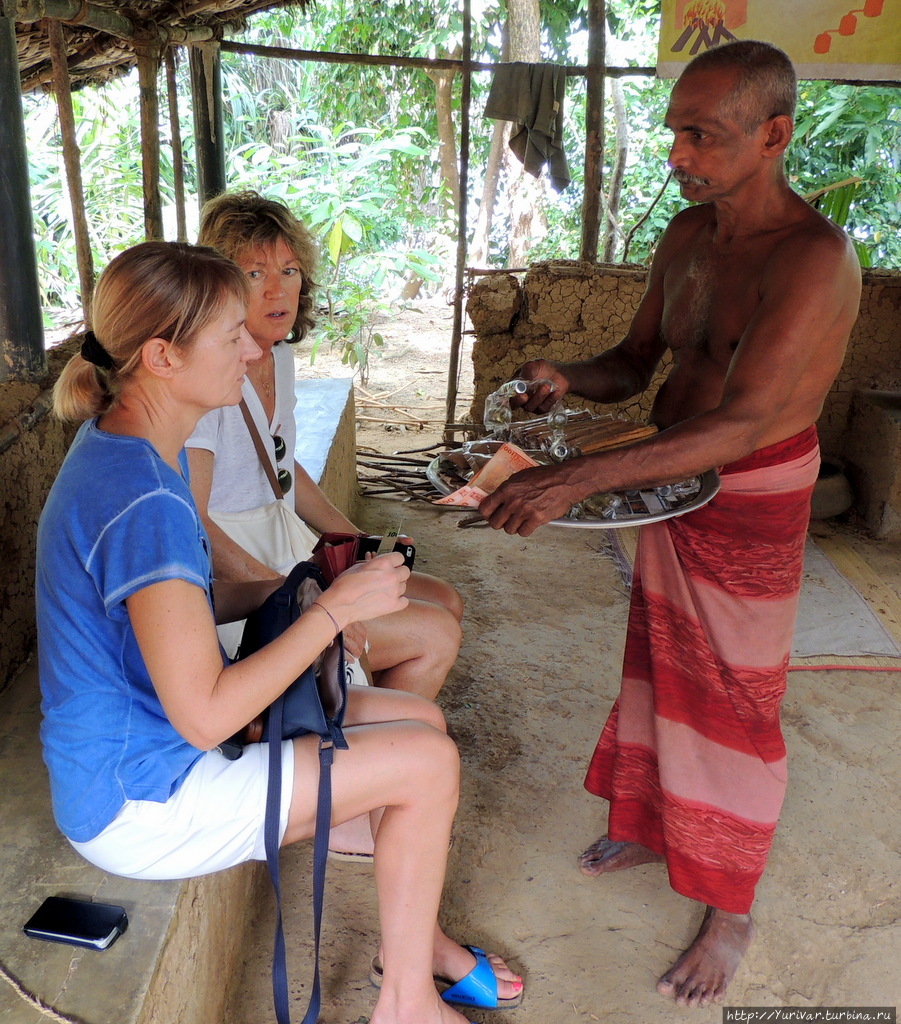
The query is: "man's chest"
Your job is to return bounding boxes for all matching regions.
[661,245,768,360]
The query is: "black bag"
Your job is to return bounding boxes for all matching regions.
[239,561,349,744]
[237,561,350,1024]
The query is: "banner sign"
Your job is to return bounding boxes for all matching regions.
[657,0,901,80]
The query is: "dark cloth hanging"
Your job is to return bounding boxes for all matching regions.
[484,61,571,192]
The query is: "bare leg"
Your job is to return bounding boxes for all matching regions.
[328,812,375,858]
[365,598,462,699]
[578,835,664,876]
[657,906,755,1007]
[284,687,488,1024]
[406,570,464,623]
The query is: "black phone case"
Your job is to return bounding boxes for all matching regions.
[355,534,383,558]
[392,540,415,570]
[23,895,128,951]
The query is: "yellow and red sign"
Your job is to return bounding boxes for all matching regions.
[657,0,900,79]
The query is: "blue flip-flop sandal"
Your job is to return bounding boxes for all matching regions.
[369,944,523,1010]
[439,945,524,1010]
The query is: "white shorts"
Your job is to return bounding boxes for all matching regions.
[69,741,295,880]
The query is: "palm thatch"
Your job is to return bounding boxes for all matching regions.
[15,0,312,93]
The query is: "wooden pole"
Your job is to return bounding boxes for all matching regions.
[17,0,133,37]
[165,48,188,242]
[0,6,44,381]
[137,45,163,240]
[189,41,226,207]
[47,17,94,315]
[18,0,215,45]
[444,0,471,439]
[580,0,606,262]
[220,40,654,80]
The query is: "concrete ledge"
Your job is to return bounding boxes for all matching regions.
[0,660,266,1024]
[294,377,358,516]
[0,381,357,1022]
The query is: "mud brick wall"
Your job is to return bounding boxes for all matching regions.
[0,339,78,694]
[845,391,901,539]
[467,262,901,460]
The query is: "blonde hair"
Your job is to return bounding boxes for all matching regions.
[198,190,318,342]
[54,241,249,422]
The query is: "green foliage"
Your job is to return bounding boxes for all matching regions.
[21,0,901,338]
[790,81,900,268]
[220,114,445,374]
[25,77,162,325]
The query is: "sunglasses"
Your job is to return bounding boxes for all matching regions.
[272,434,292,494]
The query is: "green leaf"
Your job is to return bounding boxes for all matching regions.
[327,222,346,264]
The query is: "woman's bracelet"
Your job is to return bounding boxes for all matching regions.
[310,601,340,639]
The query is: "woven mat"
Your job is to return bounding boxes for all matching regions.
[605,524,901,663]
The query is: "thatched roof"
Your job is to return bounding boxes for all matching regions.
[16,0,311,93]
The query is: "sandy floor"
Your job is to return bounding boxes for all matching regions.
[226,303,901,1022]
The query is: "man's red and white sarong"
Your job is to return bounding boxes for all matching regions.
[584,427,820,914]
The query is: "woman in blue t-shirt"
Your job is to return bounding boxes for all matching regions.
[37,242,523,1022]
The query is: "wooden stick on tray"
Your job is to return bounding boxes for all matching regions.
[577,425,658,454]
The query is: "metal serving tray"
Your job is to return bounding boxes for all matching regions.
[426,441,720,529]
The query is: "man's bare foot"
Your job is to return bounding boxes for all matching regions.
[578,836,664,876]
[657,906,755,1007]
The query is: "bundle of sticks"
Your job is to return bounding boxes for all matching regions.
[357,446,446,501]
[507,412,657,460]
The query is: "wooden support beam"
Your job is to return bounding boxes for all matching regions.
[165,49,188,242]
[137,44,163,240]
[16,0,215,44]
[219,39,654,79]
[189,41,226,206]
[580,0,606,262]
[444,0,471,438]
[47,17,94,316]
[0,9,44,381]
[17,0,133,38]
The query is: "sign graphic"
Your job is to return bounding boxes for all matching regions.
[657,0,900,79]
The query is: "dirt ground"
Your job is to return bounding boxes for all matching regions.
[227,301,901,1023]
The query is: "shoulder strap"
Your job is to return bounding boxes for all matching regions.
[239,398,283,503]
[265,699,330,1024]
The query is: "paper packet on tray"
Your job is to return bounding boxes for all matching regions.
[433,442,540,508]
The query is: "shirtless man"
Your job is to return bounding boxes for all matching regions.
[480,41,861,1007]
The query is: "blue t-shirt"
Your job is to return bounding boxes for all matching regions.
[36,420,219,842]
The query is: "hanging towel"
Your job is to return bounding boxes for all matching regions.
[484,61,571,192]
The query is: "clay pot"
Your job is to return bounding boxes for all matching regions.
[811,458,854,520]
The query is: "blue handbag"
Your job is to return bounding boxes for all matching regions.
[237,560,350,1024]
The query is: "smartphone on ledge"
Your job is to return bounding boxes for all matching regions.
[23,895,128,951]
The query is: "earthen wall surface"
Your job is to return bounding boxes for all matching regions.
[468,263,901,460]
[1,339,78,694]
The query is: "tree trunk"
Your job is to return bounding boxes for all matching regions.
[503,0,546,269]
[469,25,509,269]
[602,76,628,262]
[468,119,509,267]
[400,47,462,298]
[425,48,461,214]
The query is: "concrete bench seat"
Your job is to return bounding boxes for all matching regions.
[0,377,356,1023]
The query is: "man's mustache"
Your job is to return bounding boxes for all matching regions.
[672,169,710,186]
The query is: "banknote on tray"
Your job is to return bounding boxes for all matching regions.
[433,442,540,508]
